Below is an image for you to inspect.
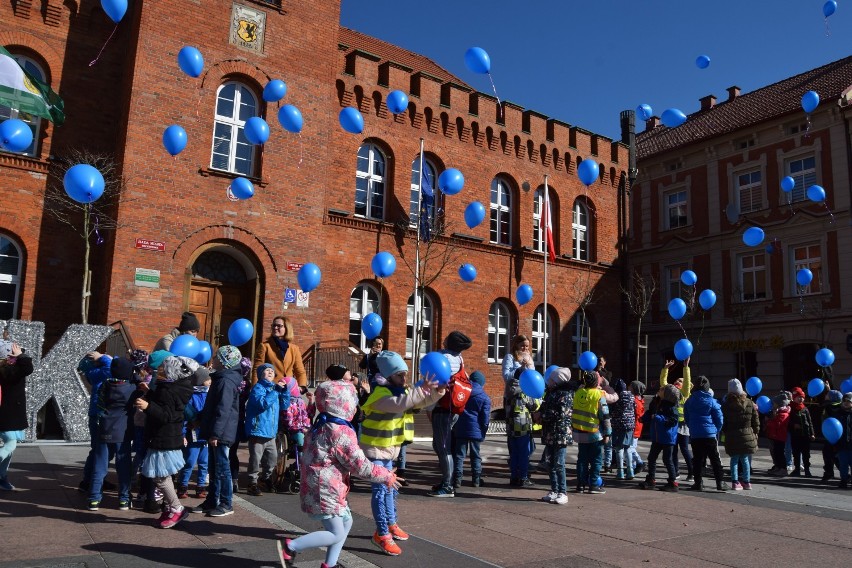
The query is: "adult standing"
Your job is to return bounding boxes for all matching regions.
[359,337,384,387]
[501,335,534,385]
[253,316,307,388]
[0,341,34,490]
[153,312,200,352]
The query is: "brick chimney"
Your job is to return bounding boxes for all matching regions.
[700,94,717,111]
[645,116,660,129]
[727,85,741,101]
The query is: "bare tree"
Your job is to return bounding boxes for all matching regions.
[799,294,838,384]
[43,150,131,323]
[621,269,657,383]
[564,266,598,359]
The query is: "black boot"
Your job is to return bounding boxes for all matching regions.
[472,475,484,487]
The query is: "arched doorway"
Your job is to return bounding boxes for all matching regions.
[188,245,262,356]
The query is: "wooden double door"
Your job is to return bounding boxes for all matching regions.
[189,278,257,356]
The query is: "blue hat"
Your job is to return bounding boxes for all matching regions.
[469,370,486,386]
[376,350,407,378]
[148,350,171,370]
[110,357,134,381]
[256,363,274,379]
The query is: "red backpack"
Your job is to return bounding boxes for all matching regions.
[438,356,473,415]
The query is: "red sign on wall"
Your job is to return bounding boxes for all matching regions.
[135,238,166,252]
[286,261,304,272]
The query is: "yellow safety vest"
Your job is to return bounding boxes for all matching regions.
[360,386,411,448]
[572,388,602,433]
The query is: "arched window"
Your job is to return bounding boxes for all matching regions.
[487,300,512,363]
[572,200,589,261]
[0,235,23,319]
[355,143,386,220]
[410,156,438,231]
[571,312,590,367]
[532,305,554,370]
[210,82,258,176]
[406,291,434,358]
[349,283,381,351]
[490,177,512,245]
[0,54,46,157]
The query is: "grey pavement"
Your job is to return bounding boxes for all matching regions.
[0,437,850,568]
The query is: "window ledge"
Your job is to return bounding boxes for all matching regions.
[452,232,484,243]
[243,0,287,14]
[0,152,49,173]
[198,166,270,188]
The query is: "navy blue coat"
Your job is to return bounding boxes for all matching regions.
[97,379,135,443]
[200,368,242,445]
[452,382,491,441]
[644,398,679,445]
[683,389,723,439]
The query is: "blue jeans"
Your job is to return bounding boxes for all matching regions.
[628,437,643,468]
[548,445,567,493]
[82,415,97,483]
[431,411,457,487]
[577,440,604,488]
[179,441,209,487]
[508,434,532,480]
[603,437,613,468]
[89,440,132,502]
[370,458,397,535]
[646,442,677,483]
[452,437,482,481]
[204,443,233,509]
[673,433,693,477]
[0,431,19,479]
[785,433,793,467]
[837,448,852,482]
[730,454,751,483]
[395,443,408,471]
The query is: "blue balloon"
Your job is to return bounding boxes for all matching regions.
[458,263,477,282]
[464,201,486,229]
[808,378,825,398]
[578,351,598,372]
[756,396,773,414]
[244,117,270,145]
[661,108,687,128]
[796,268,813,287]
[63,164,105,204]
[170,334,199,358]
[339,107,364,134]
[177,46,204,78]
[824,0,837,19]
[674,338,693,361]
[278,104,303,134]
[668,298,687,320]
[781,176,795,192]
[0,118,33,153]
[386,90,409,114]
[841,378,852,394]
[361,313,383,340]
[371,251,396,278]
[816,348,835,367]
[420,351,451,384]
[297,263,321,293]
[464,47,491,74]
[695,55,710,69]
[577,159,599,186]
[745,376,762,397]
[194,341,212,364]
[438,168,465,195]
[228,318,254,346]
[806,185,825,202]
[162,125,187,156]
[101,0,127,23]
[544,365,559,382]
[636,104,653,121]
[823,417,842,444]
[519,368,545,399]
[699,289,716,310]
[263,79,287,102]
[516,283,533,306]
[230,177,254,200]
[742,227,764,247]
[802,90,820,114]
[681,270,697,286]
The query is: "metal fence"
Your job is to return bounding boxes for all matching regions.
[302,339,364,387]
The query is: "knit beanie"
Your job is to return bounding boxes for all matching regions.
[548,367,572,388]
[148,350,171,370]
[697,376,711,392]
[630,380,646,396]
[827,390,842,403]
[444,331,472,352]
[791,387,806,399]
[256,363,274,381]
[469,370,486,386]
[728,379,744,396]
[376,350,407,378]
[129,349,149,369]
[216,345,242,369]
[662,384,680,404]
[193,367,210,386]
[178,311,201,332]
[110,357,135,381]
[325,364,349,381]
[162,355,199,382]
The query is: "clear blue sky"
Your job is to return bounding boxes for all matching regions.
[341,0,851,141]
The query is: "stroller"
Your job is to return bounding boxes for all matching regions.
[271,430,301,494]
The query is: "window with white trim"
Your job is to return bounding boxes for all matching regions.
[409,157,437,229]
[405,291,433,358]
[0,235,23,320]
[0,54,46,157]
[738,252,767,301]
[737,170,762,214]
[487,300,511,363]
[349,283,381,352]
[571,312,590,368]
[572,200,589,260]
[210,82,258,176]
[355,143,385,220]
[490,177,511,245]
[664,189,688,229]
[664,263,688,304]
[532,305,554,371]
[786,155,816,203]
[791,243,822,295]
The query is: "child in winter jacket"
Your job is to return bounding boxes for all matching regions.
[572,371,612,494]
[722,379,759,490]
[538,367,577,503]
[787,387,815,477]
[629,381,646,474]
[609,378,636,480]
[452,370,491,488]
[821,390,844,482]
[836,393,852,489]
[177,367,211,499]
[639,384,680,491]
[0,341,34,492]
[766,392,792,475]
[683,375,727,491]
[505,366,542,487]
[245,363,291,496]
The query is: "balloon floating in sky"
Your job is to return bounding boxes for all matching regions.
[516,283,533,305]
[459,263,477,282]
[263,79,287,102]
[371,251,396,278]
[801,90,820,114]
[177,46,204,78]
[297,263,322,293]
[668,298,687,321]
[796,268,813,287]
[438,168,465,195]
[578,159,599,186]
[681,270,697,286]
[807,185,826,203]
[229,177,254,200]
[278,104,303,134]
[823,0,837,19]
[386,90,409,114]
[464,201,486,228]
[674,338,693,361]
[636,104,653,121]
[0,118,33,153]
[781,176,795,193]
[699,289,717,310]
[742,226,764,247]
[162,125,187,156]
[64,164,105,204]
[464,47,491,74]
[243,117,270,145]
[101,0,127,24]
[695,55,711,69]
[339,107,364,134]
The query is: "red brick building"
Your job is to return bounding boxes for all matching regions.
[1,0,629,404]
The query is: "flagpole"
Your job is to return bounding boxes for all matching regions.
[412,138,425,378]
[543,174,549,370]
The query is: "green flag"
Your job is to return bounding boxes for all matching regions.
[0,45,65,125]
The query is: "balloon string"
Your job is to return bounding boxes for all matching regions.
[94,215,104,245]
[787,194,795,216]
[823,203,835,224]
[804,113,812,137]
[675,318,688,339]
[487,73,502,120]
[825,19,831,38]
[89,25,119,67]
[299,132,303,167]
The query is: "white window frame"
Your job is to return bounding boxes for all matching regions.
[737,169,763,214]
[487,300,511,363]
[405,291,433,358]
[0,235,23,320]
[0,54,45,157]
[790,243,822,295]
[489,177,512,245]
[738,252,767,302]
[786,155,816,204]
[572,200,589,261]
[409,157,437,229]
[664,263,688,304]
[355,143,386,220]
[349,283,381,352]
[571,312,590,368]
[532,304,553,370]
[664,189,688,229]
[210,81,258,176]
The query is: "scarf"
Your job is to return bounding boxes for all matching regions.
[790,400,805,412]
[311,412,354,433]
[272,337,289,359]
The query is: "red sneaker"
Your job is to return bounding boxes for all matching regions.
[276,538,297,567]
[372,532,402,556]
[158,507,189,529]
[388,523,409,541]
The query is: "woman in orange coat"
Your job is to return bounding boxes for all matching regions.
[252,316,308,388]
